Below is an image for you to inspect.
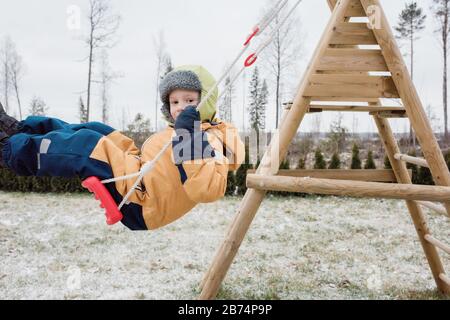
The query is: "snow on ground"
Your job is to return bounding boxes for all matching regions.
[0,191,449,300]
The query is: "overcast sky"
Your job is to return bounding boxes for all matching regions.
[0,0,444,133]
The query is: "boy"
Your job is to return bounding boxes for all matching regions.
[0,65,245,231]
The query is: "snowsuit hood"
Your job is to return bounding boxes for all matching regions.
[160,65,218,126]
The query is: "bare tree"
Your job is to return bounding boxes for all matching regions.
[261,0,304,128]
[153,31,170,131]
[162,54,173,78]
[84,0,121,122]
[29,96,48,116]
[96,50,121,124]
[311,113,322,133]
[219,71,236,123]
[10,48,25,120]
[431,0,450,141]
[352,113,359,138]
[0,36,14,113]
[326,113,349,154]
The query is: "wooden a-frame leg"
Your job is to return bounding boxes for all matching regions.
[374,115,450,294]
[361,0,450,217]
[199,0,352,299]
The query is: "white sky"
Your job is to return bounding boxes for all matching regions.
[0,0,445,133]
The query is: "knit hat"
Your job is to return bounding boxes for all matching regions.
[159,70,203,124]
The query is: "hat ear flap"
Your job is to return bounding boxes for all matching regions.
[160,103,175,124]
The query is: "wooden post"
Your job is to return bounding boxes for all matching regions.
[373,115,450,294]
[199,0,353,300]
[360,0,450,217]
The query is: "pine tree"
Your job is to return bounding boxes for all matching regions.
[248,67,268,130]
[297,157,306,169]
[364,150,377,169]
[219,76,234,123]
[351,143,362,169]
[314,148,326,169]
[418,167,434,185]
[328,152,341,169]
[79,96,88,123]
[127,113,151,147]
[395,2,426,146]
[248,67,268,161]
[406,149,419,184]
[235,140,253,195]
[280,158,290,170]
[161,55,173,78]
[225,171,236,196]
[259,80,268,131]
[384,154,392,169]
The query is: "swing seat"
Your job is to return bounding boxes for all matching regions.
[82,176,123,225]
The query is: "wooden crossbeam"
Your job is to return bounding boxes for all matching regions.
[329,0,367,17]
[246,174,450,202]
[417,201,448,217]
[440,274,450,286]
[309,106,405,113]
[425,235,450,255]
[345,0,366,17]
[370,111,408,118]
[330,23,377,45]
[394,153,429,168]
[310,97,381,102]
[305,74,398,98]
[317,48,388,72]
[247,169,411,182]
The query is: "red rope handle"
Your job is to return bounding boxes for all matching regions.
[244,27,260,46]
[244,53,258,67]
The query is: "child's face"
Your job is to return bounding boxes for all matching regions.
[169,89,200,121]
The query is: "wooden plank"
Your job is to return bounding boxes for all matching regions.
[309,105,405,112]
[246,169,412,182]
[328,0,366,17]
[371,111,407,118]
[318,48,388,72]
[310,96,380,102]
[345,0,366,17]
[305,74,398,98]
[246,174,450,202]
[309,73,390,84]
[305,84,398,98]
[330,23,377,45]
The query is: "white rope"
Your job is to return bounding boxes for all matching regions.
[117,141,172,210]
[195,0,289,116]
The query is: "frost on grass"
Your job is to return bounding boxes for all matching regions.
[0,192,449,300]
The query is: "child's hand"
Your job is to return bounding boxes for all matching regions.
[174,106,200,132]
